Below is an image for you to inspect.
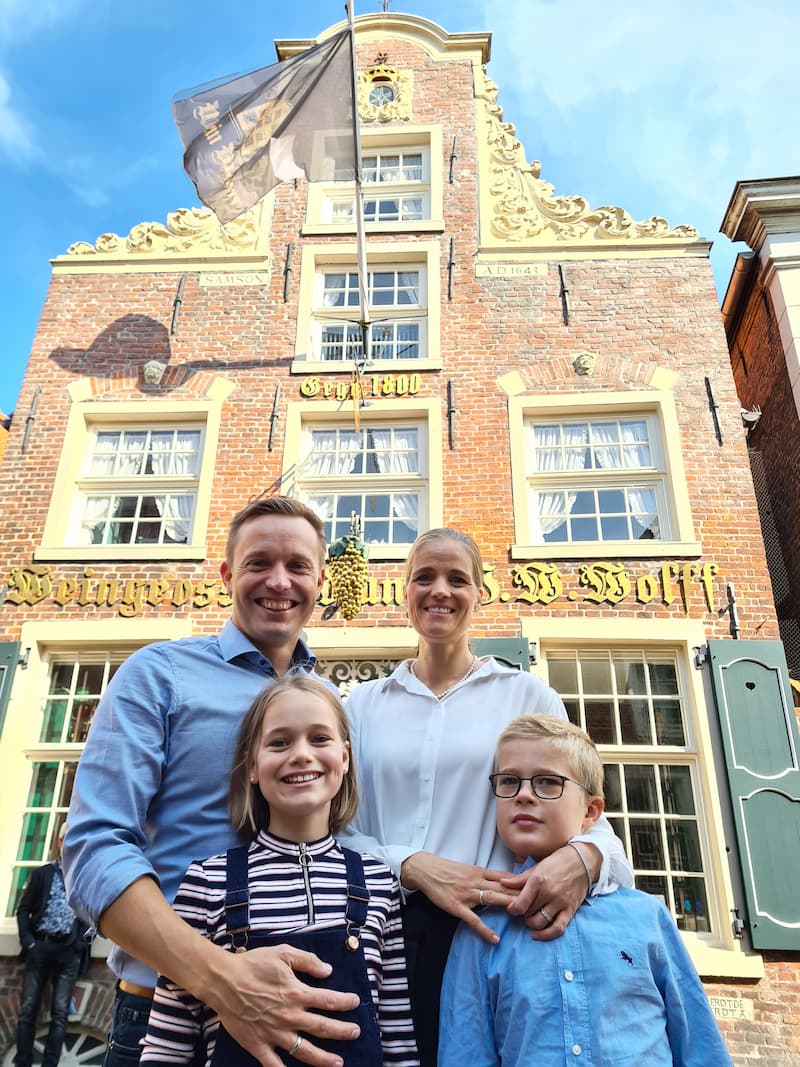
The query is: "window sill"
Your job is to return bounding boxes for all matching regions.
[300,221,445,237]
[510,541,703,561]
[291,357,442,375]
[34,545,209,563]
[684,936,764,979]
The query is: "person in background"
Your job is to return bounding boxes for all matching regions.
[141,675,418,1067]
[439,715,733,1067]
[341,527,634,1065]
[63,497,361,1067]
[14,822,89,1067]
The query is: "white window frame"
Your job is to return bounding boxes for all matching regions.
[525,615,764,980]
[282,397,444,561]
[509,391,700,559]
[292,241,442,373]
[36,381,232,562]
[0,620,191,948]
[304,126,444,236]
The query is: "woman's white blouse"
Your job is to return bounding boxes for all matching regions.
[340,657,633,891]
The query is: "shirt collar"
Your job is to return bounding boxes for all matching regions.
[254,829,336,859]
[379,653,510,695]
[218,619,317,673]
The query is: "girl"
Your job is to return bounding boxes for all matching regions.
[140,675,418,1067]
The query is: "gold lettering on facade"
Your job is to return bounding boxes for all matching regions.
[511,562,564,605]
[2,561,721,617]
[299,373,420,402]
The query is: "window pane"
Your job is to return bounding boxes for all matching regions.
[654,700,685,745]
[666,821,703,871]
[581,658,612,692]
[619,699,652,744]
[603,764,622,810]
[630,818,665,869]
[661,766,695,816]
[675,877,710,932]
[548,658,578,694]
[625,765,659,812]
[585,700,615,744]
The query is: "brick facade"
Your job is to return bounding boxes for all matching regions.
[0,15,797,1065]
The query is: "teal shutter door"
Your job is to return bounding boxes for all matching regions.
[473,637,531,672]
[0,641,20,734]
[708,639,800,949]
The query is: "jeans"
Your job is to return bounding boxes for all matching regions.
[15,940,82,1067]
[102,986,152,1066]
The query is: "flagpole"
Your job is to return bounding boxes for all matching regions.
[346,0,370,420]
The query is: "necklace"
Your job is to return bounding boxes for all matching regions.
[410,655,478,700]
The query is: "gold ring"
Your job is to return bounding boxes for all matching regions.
[289,1035,303,1057]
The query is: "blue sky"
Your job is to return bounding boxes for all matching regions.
[1,0,798,417]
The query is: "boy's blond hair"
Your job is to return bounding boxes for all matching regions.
[495,715,605,798]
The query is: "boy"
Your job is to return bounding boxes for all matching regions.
[438,715,733,1067]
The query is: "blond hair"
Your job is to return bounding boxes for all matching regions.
[229,675,358,837]
[495,715,604,798]
[404,527,484,590]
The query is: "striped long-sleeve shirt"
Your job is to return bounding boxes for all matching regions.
[140,830,419,1066]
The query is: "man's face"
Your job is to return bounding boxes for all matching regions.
[220,515,324,665]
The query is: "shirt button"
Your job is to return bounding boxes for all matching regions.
[572,1045,582,1056]
[564,970,574,981]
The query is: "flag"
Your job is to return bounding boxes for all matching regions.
[173,30,355,225]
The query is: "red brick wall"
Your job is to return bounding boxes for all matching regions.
[0,26,796,1067]
[727,264,800,677]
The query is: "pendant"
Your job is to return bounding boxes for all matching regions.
[345,934,360,952]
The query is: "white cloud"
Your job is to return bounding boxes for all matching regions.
[478,0,800,229]
[0,0,88,44]
[0,70,35,158]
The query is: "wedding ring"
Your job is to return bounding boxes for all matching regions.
[539,907,554,926]
[289,1035,303,1057]
[478,888,485,906]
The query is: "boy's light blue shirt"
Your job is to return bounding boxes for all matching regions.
[439,863,733,1067]
[62,619,325,987]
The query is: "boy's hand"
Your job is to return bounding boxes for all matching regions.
[400,852,517,944]
[501,841,600,941]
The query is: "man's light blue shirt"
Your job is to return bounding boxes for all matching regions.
[440,875,733,1067]
[62,620,322,987]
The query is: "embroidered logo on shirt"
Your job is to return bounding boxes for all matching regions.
[620,950,634,966]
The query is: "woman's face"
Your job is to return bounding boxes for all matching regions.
[405,538,482,647]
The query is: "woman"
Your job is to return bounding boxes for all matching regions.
[341,528,633,1066]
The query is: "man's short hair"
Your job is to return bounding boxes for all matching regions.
[226,496,327,568]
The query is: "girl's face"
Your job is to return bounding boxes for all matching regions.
[405,539,482,648]
[251,689,350,842]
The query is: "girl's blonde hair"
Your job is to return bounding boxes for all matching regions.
[404,527,484,590]
[495,715,605,798]
[229,674,359,838]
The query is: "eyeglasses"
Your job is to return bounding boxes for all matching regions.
[488,773,589,800]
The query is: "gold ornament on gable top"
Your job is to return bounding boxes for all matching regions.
[326,514,370,622]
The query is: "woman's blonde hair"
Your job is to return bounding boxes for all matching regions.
[404,527,484,590]
[495,715,605,798]
[229,675,358,837]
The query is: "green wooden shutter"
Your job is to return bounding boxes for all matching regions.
[0,641,20,734]
[708,639,800,949]
[473,637,531,672]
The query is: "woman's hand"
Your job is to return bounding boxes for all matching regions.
[400,851,517,943]
[502,841,599,940]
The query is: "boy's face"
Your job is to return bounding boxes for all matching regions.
[494,737,603,863]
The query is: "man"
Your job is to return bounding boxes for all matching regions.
[15,822,89,1067]
[63,497,360,1067]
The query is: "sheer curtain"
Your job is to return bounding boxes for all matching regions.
[145,430,196,544]
[371,428,418,523]
[530,424,585,539]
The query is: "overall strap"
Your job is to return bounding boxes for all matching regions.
[224,846,251,950]
[342,847,370,933]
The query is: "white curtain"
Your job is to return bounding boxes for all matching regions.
[147,430,197,543]
[530,424,585,537]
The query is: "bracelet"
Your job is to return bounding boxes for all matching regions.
[567,841,593,900]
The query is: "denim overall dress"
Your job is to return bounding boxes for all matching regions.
[209,844,384,1067]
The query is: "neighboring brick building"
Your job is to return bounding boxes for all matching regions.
[0,14,798,1065]
[721,177,800,692]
